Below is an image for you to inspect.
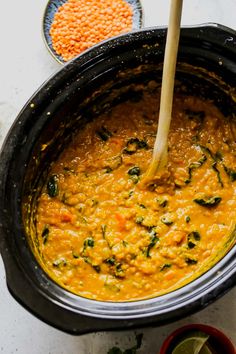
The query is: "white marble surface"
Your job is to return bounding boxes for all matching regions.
[0,0,235,353]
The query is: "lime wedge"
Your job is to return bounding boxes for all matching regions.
[199,343,215,354]
[172,331,209,354]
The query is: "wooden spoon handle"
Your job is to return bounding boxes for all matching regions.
[144,0,183,181]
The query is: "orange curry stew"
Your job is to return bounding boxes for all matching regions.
[36,88,236,301]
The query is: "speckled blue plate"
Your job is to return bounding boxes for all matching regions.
[42,0,143,64]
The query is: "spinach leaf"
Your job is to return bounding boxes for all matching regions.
[42,226,49,244]
[123,138,148,155]
[185,216,191,223]
[185,257,198,265]
[105,256,125,278]
[135,216,144,225]
[104,155,123,173]
[101,224,112,249]
[160,263,172,271]
[114,262,125,278]
[72,251,79,259]
[161,216,174,226]
[194,196,222,207]
[96,126,112,141]
[128,166,141,184]
[187,232,200,249]
[185,155,207,184]
[156,197,168,207]
[53,258,67,267]
[83,256,101,273]
[105,256,116,266]
[83,237,94,249]
[47,175,59,197]
[188,231,201,241]
[105,166,113,173]
[212,161,223,187]
[101,224,107,238]
[223,165,236,182]
[128,166,141,176]
[92,265,101,273]
[138,203,146,209]
[145,228,159,257]
[187,241,196,249]
[198,145,224,187]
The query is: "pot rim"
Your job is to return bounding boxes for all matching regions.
[0,23,236,328]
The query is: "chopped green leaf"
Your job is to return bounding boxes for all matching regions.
[105,256,116,266]
[104,155,123,173]
[72,251,79,259]
[104,256,125,278]
[92,199,99,207]
[84,237,94,248]
[101,224,112,249]
[223,165,236,182]
[156,197,168,207]
[93,265,101,273]
[130,175,140,184]
[212,161,223,187]
[47,175,59,197]
[198,145,215,160]
[215,151,223,161]
[123,138,148,155]
[53,258,67,267]
[114,262,125,278]
[42,226,49,244]
[185,257,198,265]
[83,256,101,273]
[198,145,224,186]
[105,166,113,173]
[160,263,172,271]
[101,224,107,238]
[128,190,134,198]
[187,234,201,248]
[96,126,112,141]
[185,155,207,184]
[185,216,191,223]
[188,241,196,249]
[145,228,159,257]
[194,196,222,207]
[138,203,146,209]
[161,216,174,226]
[136,216,144,225]
[104,283,120,293]
[123,240,128,247]
[188,231,201,241]
[128,166,141,176]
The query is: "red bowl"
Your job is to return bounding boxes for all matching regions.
[160,324,236,354]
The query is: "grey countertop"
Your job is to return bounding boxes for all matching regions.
[0,0,235,353]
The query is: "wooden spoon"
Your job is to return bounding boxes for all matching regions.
[142,0,183,185]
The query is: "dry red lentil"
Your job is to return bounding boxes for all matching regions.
[50,0,133,62]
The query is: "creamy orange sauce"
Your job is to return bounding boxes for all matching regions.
[36,89,236,301]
